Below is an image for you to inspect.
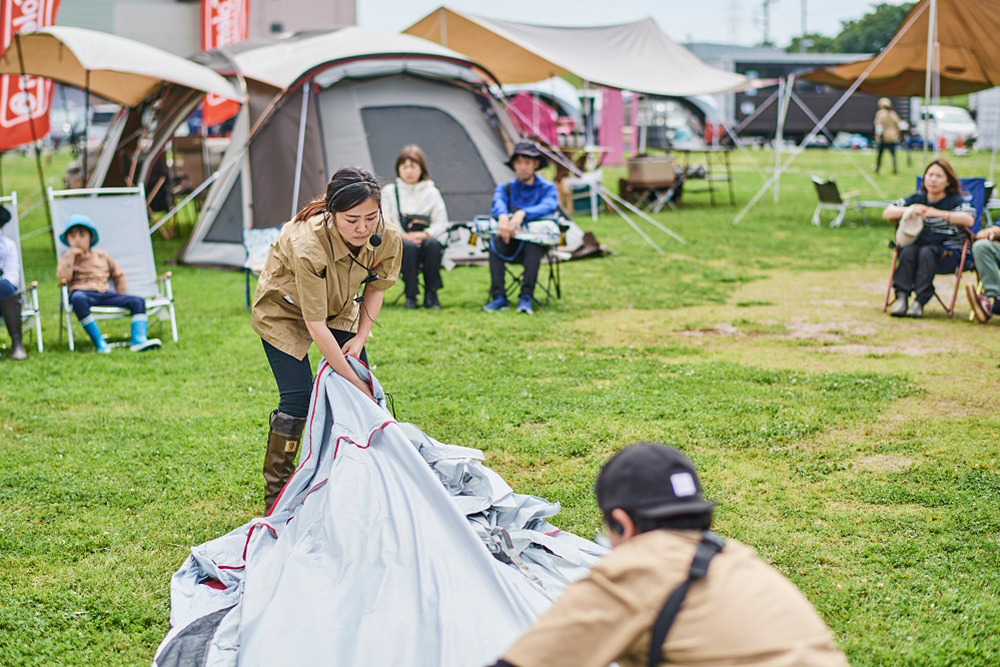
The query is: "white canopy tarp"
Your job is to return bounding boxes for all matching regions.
[231,26,491,90]
[153,358,605,666]
[405,7,748,95]
[0,27,242,107]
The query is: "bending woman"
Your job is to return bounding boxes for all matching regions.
[882,159,975,317]
[252,167,401,512]
[381,145,449,309]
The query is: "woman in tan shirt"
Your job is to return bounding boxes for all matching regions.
[251,167,401,513]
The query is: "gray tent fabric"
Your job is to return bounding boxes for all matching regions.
[153,358,606,666]
[181,64,519,268]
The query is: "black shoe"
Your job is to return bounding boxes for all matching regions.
[890,295,909,317]
[423,291,440,310]
[405,297,419,309]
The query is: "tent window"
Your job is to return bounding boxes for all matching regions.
[360,106,496,222]
[204,174,245,244]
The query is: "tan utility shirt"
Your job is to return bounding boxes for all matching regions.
[56,248,127,294]
[251,213,401,360]
[502,530,848,667]
[875,108,902,144]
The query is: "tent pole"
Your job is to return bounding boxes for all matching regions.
[733,1,927,224]
[13,34,54,253]
[291,83,310,218]
[923,0,935,162]
[990,95,999,182]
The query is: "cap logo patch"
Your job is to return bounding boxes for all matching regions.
[670,472,697,497]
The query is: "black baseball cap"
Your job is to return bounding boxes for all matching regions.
[506,141,548,170]
[595,443,716,519]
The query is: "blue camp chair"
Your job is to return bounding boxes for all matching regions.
[883,177,985,318]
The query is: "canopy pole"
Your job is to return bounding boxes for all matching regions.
[923,0,936,162]
[773,77,794,204]
[13,33,54,253]
[990,98,999,182]
[291,83,310,218]
[83,69,91,185]
[732,1,927,225]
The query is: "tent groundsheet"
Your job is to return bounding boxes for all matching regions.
[153,359,606,666]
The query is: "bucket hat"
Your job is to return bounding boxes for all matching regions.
[596,443,716,519]
[506,141,548,170]
[59,214,100,247]
[895,206,924,247]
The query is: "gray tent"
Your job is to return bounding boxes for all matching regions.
[180,28,520,268]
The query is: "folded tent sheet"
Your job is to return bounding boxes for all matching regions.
[154,359,606,667]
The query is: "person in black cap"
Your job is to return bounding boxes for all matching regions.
[489,443,847,667]
[483,141,559,315]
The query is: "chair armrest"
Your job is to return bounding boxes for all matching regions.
[29,281,38,289]
[158,271,173,281]
[841,190,860,199]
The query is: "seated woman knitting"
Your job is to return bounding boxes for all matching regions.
[882,159,975,318]
[381,145,449,309]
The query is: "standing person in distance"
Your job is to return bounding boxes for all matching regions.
[483,141,559,316]
[873,97,901,175]
[381,145,449,309]
[251,167,401,513]
[0,205,26,360]
[489,443,848,667]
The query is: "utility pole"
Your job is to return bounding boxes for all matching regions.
[761,0,777,46]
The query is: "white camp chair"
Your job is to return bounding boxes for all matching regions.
[243,226,282,310]
[48,186,177,350]
[1,193,43,352]
[810,176,886,227]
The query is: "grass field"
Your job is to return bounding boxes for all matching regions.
[1,146,998,665]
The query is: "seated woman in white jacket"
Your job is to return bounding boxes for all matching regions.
[382,145,450,309]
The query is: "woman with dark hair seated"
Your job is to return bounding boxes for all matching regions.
[382,145,449,309]
[882,159,975,317]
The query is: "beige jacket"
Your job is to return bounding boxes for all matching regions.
[57,248,127,293]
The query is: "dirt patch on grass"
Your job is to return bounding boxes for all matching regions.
[855,455,917,473]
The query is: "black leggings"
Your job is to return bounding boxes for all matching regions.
[262,329,367,418]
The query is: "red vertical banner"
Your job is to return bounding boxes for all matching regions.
[0,0,61,151]
[201,0,247,127]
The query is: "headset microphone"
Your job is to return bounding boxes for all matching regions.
[369,232,382,247]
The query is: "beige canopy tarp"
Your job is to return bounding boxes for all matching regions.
[803,0,1000,96]
[405,7,746,95]
[0,26,242,106]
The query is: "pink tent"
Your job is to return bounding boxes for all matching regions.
[506,92,558,145]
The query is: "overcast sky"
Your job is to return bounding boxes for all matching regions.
[357,0,911,49]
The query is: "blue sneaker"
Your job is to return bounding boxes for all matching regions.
[482,295,509,312]
[517,295,534,315]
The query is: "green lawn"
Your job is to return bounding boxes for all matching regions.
[1,146,998,665]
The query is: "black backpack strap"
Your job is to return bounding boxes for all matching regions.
[395,182,408,233]
[506,182,512,214]
[646,532,725,667]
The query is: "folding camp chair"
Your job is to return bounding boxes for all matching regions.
[882,177,986,318]
[388,223,469,307]
[983,182,999,226]
[473,215,567,308]
[1,193,43,352]
[48,186,177,350]
[810,176,886,227]
[243,226,283,310]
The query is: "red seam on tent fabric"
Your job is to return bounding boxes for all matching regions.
[200,578,227,590]
[266,361,330,516]
[545,529,562,536]
[240,522,278,562]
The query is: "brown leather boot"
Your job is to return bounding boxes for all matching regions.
[263,410,307,514]
[0,295,26,361]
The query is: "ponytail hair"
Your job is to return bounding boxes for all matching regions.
[293,167,383,222]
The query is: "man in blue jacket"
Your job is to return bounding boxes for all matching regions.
[484,142,559,315]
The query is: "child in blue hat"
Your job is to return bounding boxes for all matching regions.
[56,215,161,352]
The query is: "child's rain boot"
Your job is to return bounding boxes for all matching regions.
[130,314,161,352]
[80,315,111,353]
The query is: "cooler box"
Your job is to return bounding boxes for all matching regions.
[628,156,675,186]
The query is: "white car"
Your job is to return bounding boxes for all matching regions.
[914,105,978,147]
